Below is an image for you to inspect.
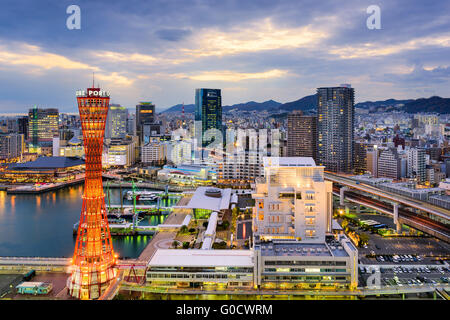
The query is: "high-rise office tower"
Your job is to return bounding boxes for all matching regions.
[317,85,354,173]
[0,133,23,161]
[28,107,59,146]
[105,104,128,139]
[366,146,379,177]
[407,148,426,184]
[17,116,29,140]
[377,147,401,180]
[127,113,136,136]
[194,88,222,159]
[287,111,317,160]
[136,102,155,143]
[69,85,117,300]
[353,141,370,174]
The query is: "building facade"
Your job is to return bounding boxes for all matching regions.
[28,107,59,147]
[0,133,23,162]
[136,102,156,144]
[194,88,222,159]
[251,157,358,290]
[407,148,426,184]
[105,104,128,139]
[287,111,317,160]
[252,157,333,242]
[377,148,401,180]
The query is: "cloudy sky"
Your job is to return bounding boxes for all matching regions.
[0,0,449,113]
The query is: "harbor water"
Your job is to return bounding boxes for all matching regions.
[0,184,179,258]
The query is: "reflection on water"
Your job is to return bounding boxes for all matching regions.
[0,184,157,258]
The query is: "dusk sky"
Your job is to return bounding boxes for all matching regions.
[0,0,449,113]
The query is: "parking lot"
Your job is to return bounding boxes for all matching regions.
[359,261,450,288]
[358,233,450,264]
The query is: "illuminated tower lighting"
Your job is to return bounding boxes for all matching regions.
[68,84,117,300]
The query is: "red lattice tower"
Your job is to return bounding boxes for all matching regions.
[68,85,117,300]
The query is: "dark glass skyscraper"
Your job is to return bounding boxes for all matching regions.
[194,88,222,159]
[317,85,355,173]
[136,102,155,143]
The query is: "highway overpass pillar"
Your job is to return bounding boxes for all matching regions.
[393,203,401,233]
[340,187,349,206]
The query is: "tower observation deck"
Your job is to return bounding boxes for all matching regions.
[68,85,117,300]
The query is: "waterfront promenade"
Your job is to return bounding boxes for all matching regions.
[137,196,191,262]
[138,210,188,261]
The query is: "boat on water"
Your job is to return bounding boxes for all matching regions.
[125,190,160,201]
[106,217,127,224]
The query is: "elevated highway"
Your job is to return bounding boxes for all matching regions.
[332,188,450,241]
[326,173,450,241]
[325,172,450,221]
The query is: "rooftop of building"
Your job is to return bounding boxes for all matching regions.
[381,182,444,194]
[349,175,393,185]
[16,282,51,288]
[185,186,232,211]
[429,194,450,202]
[263,157,317,168]
[148,249,254,268]
[255,239,349,258]
[68,136,82,146]
[7,156,84,170]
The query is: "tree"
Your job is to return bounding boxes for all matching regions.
[359,233,369,246]
[232,207,240,217]
[172,240,179,249]
[182,241,189,249]
[179,225,188,234]
[341,220,349,230]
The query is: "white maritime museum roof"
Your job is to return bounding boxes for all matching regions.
[185,187,232,212]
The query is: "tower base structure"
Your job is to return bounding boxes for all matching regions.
[68,264,117,300]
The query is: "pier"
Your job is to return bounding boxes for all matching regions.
[6,177,85,194]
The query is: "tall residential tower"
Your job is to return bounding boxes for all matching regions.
[317,85,354,173]
[287,111,317,161]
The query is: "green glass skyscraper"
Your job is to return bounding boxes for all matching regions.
[194,88,222,160]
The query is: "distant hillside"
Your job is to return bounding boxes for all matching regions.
[355,98,413,110]
[223,100,281,112]
[161,95,450,114]
[403,96,450,114]
[278,94,317,112]
[162,104,195,113]
[162,100,281,113]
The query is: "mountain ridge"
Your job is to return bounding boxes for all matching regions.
[161,95,450,114]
